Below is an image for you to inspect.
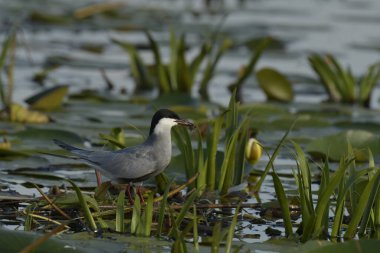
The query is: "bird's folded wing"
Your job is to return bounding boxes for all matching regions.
[86,148,157,181]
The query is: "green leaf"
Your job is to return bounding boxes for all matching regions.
[199,38,232,100]
[145,31,171,93]
[0,29,16,108]
[111,38,153,91]
[0,227,87,253]
[143,193,154,237]
[296,239,380,253]
[272,171,293,237]
[306,130,380,162]
[173,190,198,231]
[206,115,223,190]
[131,194,141,234]
[256,67,294,102]
[225,203,241,253]
[313,157,353,239]
[157,178,174,237]
[254,121,295,192]
[345,169,380,239]
[229,37,271,97]
[115,190,125,233]
[25,85,69,111]
[308,54,341,102]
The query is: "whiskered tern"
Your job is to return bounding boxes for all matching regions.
[54,109,194,202]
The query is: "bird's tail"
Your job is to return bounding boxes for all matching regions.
[53,139,92,157]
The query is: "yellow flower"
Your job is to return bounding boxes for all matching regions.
[245,138,263,165]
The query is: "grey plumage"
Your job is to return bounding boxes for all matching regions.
[53,109,194,184]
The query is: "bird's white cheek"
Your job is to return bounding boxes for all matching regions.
[154,118,177,135]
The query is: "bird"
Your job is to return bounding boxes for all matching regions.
[53,109,194,202]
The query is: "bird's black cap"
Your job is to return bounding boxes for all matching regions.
[149,109,180,135]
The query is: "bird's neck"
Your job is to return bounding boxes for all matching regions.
[147,129,172,148]
[147,130,173,167]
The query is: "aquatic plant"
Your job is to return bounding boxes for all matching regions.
[0,28,16,109]
[273,141,380,241]
[112,30,230,98]
[308,54,380,107]
[174,90,251,194]
[228,37,271,102]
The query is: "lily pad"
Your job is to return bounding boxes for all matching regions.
[25,85,69,111]
[13,127,84,148]
[295,239,380,253]
[0,228,85,253]
[306,130,380,161]
[3,103,50,124]
[256,68,294,102]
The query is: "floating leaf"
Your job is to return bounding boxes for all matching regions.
[296,239,380,253]
[15,127,83,145]
[0,227,86,253]
[29,11,71,25]
[0,138,11,150]
[306,130,380,161]
[5,103,50,123]
[256,67,294,102]
[25,85,69,111]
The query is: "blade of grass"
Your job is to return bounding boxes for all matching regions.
[65,178,98,231]
[308,54,341,102]
[193,204,199,253]
[331,178,345,240]
[345,169,380,239]
[207,115,223,190]
[231,37,270,97]
[328,55,356,102]
[170,189,199,236]
[115,190,125,233]
[169,208,188,253]
[211,222,222,253]
[225,203,241,253]
[233,119,250,185]
[225,89,239,144]
[111,38,153,91]
[253,120,296,192]
[33,183,71,220]
[313,157,354,237]
[5,30,16,106]
[199,38,232,100]
[131,194,141,234]
[19,224,66,253]
[176,34,192,92]
[318,160,330,238]
[0,29,16,108]
[272,171,293,237]
[331,166,372,238]
[292,141,314,228]
[189,41,211,85]
[173,127,195,189]
[359,63,380,106]
[24,204,35,232]
[219,119,248,194]
[157,178,174,237]
[143,193,154,237]
[145,31,170,93]
[169,29,178,90]
[196,129,206,193]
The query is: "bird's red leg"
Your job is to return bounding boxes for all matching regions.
[136,185,145,204]
[95,170,102,187]
[126,184,134,205]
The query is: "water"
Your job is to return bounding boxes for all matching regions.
[0,0,380,250]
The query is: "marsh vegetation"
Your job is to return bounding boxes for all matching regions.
[0,0,379,252]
